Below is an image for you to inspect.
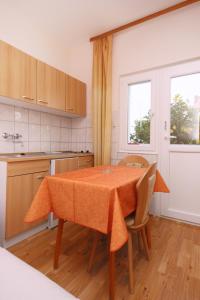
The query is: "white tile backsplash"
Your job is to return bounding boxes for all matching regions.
[14,107,28,123]
[61,127,69,142]
[15,122,28,141]
[0,103,93,154]
[29,124,41,141]
[0,140,14,153]
[41,125,51,141]
[0,121,15,141]
[50,115,60,127]
[72,118,86,129]
[0,103,14,121]
[50,142,61,152]
[86,128,93,143]
[28,141,41,152]
[29,110,41,125]
[50,126,60,142]
[61,117,71,128]
[41,141,51,152]
[15,141,28,153]
[41,112,51,125]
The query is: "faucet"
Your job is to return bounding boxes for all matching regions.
[2,133,22,140]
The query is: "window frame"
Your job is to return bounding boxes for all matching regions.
[119,70,157,153]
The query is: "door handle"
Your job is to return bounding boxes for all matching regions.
[36,175,45,180]
[164,135,176,140]
[38,100,48,104]
[22,96,35,101]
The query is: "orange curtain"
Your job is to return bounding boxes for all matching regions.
[92,35,112,166]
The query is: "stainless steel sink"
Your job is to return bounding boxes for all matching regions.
[0,152,46,158]
[0,151,90,159]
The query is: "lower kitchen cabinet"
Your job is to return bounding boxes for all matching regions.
[55,157,78,174]
[54,156,94,174]
[4,155,94,240]
[78,155,94,169]
[6,161,50,239]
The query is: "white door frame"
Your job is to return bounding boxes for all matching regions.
[159,59,200,224]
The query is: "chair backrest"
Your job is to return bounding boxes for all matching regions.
[118,155,149,168]
[134,162,157,226]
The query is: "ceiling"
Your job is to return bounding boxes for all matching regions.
[0,0,185,50]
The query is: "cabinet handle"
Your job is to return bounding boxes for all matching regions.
[22,95,35,101]
[38,100,48,104]
[36,175,45,180]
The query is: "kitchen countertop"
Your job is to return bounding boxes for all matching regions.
[0,152,94,162]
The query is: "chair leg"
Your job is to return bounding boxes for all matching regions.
[141,228,150,261]
[145,220,151,249]
[109,250,115,300]
[87,231,100,272]
[127,231,134,294]
[54,218,64,269]
[137,231,143,252]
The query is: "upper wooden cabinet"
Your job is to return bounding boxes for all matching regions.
[0,40,86,117]
[0,40,37,103]
[66,75,86,116]
[37,61,65,111]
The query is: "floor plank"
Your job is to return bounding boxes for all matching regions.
[8,217,200,300]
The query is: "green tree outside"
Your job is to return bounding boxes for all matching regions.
[129,113,150,144]
[129,94,199,145]
[170,94,197,144]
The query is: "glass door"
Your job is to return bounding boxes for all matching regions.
[160,60,200,224]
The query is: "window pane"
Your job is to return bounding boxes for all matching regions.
[170,73,200,145]
[128,81,151,144]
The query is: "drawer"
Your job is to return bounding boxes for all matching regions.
[78,155,94,169]
[7,160,50,176]
[55,157,78,174]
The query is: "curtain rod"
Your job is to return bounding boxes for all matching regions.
[90,0,200,42]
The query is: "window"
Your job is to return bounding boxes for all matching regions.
[128,81,151,144]
[170,73,200,145]
[120,71,156,152]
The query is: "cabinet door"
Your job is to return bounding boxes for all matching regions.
[6,174,34,239]
[66,75,86,116]
[6,171,49,239]
[78,155,94,169]
[0,40,36,103]
[76,80,86,116]
[33,171,49,196]
[37,61,65,111]
[55,157,78,174]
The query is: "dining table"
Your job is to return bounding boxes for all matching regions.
[25,165,169,300]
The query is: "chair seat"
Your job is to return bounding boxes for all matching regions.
[125,213,135,227]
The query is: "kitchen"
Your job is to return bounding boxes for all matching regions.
[0,1,200,300]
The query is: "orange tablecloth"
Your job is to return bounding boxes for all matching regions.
[25,166,169,252]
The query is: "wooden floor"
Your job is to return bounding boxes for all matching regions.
[9,217,200,300]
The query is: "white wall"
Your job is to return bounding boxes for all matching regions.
[64,4,200,163]
[112,4,200,164]
[1,4,200,156]
[0,6,68,74]
[0,9,93,154]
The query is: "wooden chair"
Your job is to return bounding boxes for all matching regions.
[127,162,157,293]
[118,155,149,168]
[87,162,157,295]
